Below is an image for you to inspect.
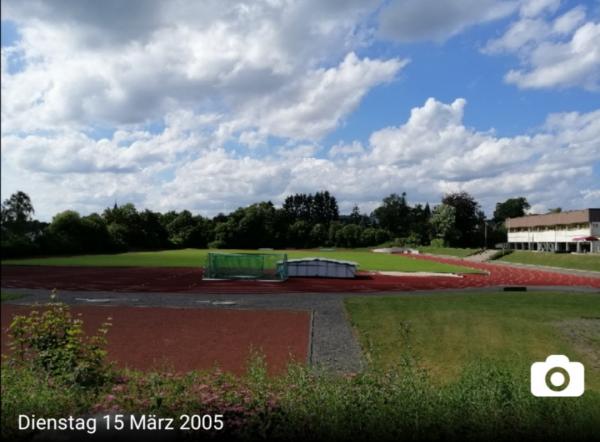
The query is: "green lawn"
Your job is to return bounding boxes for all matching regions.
[498,251,600,272]
[346,292,600,390]
[417,246,480,257]
[1,248,480,274]
[0,293,23,302]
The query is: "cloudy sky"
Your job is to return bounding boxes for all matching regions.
[1,0,599,221]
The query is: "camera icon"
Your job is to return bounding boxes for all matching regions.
[531,355,584,397]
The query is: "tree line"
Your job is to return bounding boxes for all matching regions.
[1,190,530,258]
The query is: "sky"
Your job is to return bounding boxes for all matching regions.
[1,0,599,221]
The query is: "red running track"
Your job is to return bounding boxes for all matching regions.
[1,305,310,375]
[2,255,599,293]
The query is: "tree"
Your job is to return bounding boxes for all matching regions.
[283,191,339,225]
[1,191,35,234]
[102,203,144,249]
[430,204,457,246]
[409,203,432,246]
[47,210,88,253]
[372,193,410,237]
[309,223,327,246]
[360,227,390,247]
[335,224,362,248]
[441,192,485,247]
[493,197,530,224]
[491,197,530,245]
[348,205,362,225]
[139,210,170,249]
[288,220,311,248]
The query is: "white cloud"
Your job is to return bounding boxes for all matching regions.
[328,141,365,158]
[1,0,399,141]
[233,53,406,141]
[1,1,598,221]
[484,4,600,90]
[3,98,598,220]
[378,0,518,42]
[519,0,561,18]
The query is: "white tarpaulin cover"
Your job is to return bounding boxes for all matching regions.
[285,258,357,278]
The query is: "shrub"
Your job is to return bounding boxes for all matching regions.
[208,239,226,249]
[7,293,113,389]
[429,238,445,248]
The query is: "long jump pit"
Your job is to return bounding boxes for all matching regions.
[1,305,310,375]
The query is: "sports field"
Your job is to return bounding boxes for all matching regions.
[346,291,600,390]
[498,251,600,272]
[1,248,479,274]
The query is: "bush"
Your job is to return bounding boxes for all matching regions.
[208,239,226,249]
[2,354,599,441]
[429,238,445,248]
[6,293,113,389]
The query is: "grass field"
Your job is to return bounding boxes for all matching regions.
[498,251,600,272]
[0,293,23,302]
[417,246,480,257]
[346,292,600,390]
[1,248,480,274]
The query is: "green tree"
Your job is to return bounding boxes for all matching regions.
[288,220,311,248]
[441,192,485,247]
[430,204,457,246]
[360,227,390,247]
[493,197,530,224]
[335,224,363,248]
[372,193,410,237]
[491,197,530,245]
[1,191,35,234]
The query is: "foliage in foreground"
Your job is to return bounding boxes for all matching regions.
[3,357,599,441]
[6,296,113,388]
[2,302,599,441]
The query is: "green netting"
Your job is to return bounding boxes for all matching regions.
[205,252,288,281]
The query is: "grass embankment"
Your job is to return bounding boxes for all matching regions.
[346,292,600,390]
[1,248,479,274]
[417,246,479,257]
[498,250,600,272]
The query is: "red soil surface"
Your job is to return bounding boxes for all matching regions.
[1,305,310,375]
[2,254,599,293]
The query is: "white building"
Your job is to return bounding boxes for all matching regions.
[506,209,600,253]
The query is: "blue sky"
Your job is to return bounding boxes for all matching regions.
[1,0,599,220]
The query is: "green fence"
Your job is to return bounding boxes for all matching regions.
[205,252,288,281]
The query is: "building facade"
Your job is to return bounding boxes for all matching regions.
[506,209,600,253]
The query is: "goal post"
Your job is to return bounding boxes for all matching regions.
[205,252,288,281]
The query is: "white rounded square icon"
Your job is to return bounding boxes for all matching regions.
[531,355,584,397]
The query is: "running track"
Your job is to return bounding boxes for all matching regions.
[2,255,599,293]
[1,305,309,375]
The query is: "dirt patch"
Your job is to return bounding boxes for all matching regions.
[554,318,600,370]
[1,304,310,375]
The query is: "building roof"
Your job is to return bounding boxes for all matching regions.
[506,209,600,228]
